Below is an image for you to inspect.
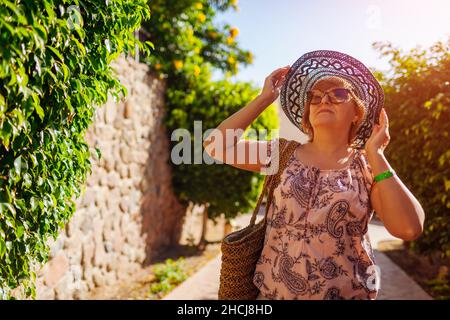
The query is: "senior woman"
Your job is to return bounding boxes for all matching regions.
[203,50,425,300]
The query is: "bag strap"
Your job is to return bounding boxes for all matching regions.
[248,172,273,226]
[262,140,299,222]
[249,138,299,226]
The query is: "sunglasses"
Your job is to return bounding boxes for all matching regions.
[306,88,354,105]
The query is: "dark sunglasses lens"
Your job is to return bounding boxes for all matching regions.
[332,89,349,102]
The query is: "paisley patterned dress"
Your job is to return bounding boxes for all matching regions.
[253,139,379,300]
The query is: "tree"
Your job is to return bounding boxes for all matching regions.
[170,79,278,248]
[373,38,450,257]
[141,0,278,248]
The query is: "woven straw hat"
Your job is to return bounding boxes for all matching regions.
[280,50,384,149]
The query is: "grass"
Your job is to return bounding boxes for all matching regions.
[148,257,189,299]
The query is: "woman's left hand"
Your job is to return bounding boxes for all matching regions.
[365,107,390,156]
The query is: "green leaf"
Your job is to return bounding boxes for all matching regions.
[32,23,47,45]
[0,202,16,217]
[95,147,102,160]
[0,119,13,149]
[71,37,86,56]
[35,104,45,121]
[8,69,17,86]
[46,45,64,62]
[0,93,6,114]
[3,0,27,25]
[145,40,155,50]
[43,0,55,20]
[61,62,70,82]
[14,156,23,175]
[16,226,25,238]
[0,237,6,259]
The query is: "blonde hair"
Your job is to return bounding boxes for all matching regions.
[301,77,366,145]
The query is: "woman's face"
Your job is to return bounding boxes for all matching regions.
[307,78,358,134]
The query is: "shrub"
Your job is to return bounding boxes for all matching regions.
[141,0,278,224]
[373,39,450,257]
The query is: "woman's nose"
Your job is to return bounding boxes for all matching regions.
[319,93,332,104]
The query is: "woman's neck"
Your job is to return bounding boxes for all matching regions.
[308,138,352,157]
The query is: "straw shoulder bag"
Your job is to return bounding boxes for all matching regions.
[218,138,299,300]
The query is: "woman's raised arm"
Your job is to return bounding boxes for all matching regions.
[203,66,290,173]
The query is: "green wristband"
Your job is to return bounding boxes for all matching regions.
[374,169,395,183]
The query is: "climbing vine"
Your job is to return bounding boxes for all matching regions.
[0,0,152,298]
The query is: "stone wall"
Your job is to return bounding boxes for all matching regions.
[35,57,188,299]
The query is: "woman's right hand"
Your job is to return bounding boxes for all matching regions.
[259,65,291,104]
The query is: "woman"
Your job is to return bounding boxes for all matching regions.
[204,50,425,300]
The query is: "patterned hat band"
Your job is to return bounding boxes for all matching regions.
[280,50,384,149]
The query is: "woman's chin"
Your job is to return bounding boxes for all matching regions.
[312,118,334,127]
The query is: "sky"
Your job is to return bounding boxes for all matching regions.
[211,0,450,140]
[212,0,450,88]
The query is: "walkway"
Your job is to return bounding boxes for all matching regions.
[164,213,431,300]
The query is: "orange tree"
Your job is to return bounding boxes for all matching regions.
[373,39,450,257]
[0,0,151,298]
[140,0,278,244]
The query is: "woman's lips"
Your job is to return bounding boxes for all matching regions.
[318,109,333,114]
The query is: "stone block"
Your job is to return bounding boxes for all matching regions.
[43,254,69,287]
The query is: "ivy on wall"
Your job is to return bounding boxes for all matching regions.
[0,0,152,298]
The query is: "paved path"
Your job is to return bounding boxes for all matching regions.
[164,213,431,300]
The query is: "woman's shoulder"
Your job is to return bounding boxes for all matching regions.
[267,137,298,153]
[265,138,299,169]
